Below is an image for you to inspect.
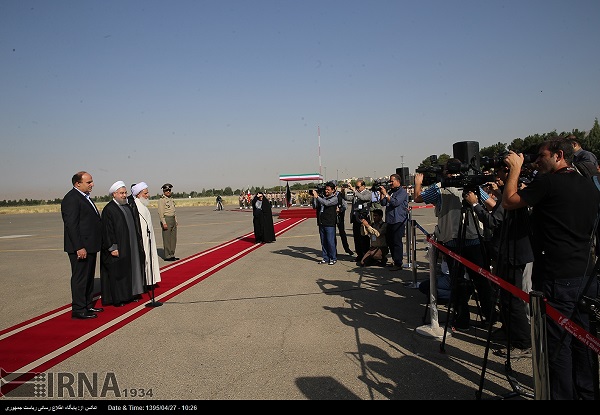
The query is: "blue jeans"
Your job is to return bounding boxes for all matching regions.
[538,276,598,400]
[319,226,337,262]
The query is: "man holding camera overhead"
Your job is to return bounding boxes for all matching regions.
[378,173,409,271]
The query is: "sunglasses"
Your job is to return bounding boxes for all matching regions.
[163,188,172,192]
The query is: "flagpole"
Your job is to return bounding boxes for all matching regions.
[318,125,322,181]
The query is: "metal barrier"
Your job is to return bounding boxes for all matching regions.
[403,208,420,288]
[530,291,550,399]
[415,243,448,339]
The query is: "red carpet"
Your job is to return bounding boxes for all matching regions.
[0,217,306,396]
[278,207,316,219]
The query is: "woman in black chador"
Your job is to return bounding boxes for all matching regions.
[252,192,276,243]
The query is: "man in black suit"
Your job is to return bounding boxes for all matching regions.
[61,171,103,320]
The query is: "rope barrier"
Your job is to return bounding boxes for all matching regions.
[409,218,600,355]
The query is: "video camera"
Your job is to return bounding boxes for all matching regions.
[314,183,326,197]
[440,158,495,190]
[416,142,496,191]
[353,205,371,222]
[415,155,444,186]
[417,142,539,191]
[480,151,537,185]
[371,179,392,192]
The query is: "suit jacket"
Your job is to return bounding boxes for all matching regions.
[61,187,102,253]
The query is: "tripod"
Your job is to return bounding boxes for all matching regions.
[476,207,534,400]
[140,215,162,308]
[440,194,491,352]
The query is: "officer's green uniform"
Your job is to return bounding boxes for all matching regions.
[157,183,178,261]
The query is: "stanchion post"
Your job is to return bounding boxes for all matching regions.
[403,207,413,269]
[530,291,550,400]
[411,219,418,285]
[404,208,418,288]
[415,243,448,339]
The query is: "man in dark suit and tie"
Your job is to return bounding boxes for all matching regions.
[61,171,103,320]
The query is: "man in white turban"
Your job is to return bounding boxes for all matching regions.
[109,180,126,195]
[131,182,162,288]
[100,181,146,307]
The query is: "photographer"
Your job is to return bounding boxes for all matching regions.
[358,208,388,266]
[350,180,373,265]
[464,165,533,358]
[312,182,340,265]
[503,137,600,400]
[378,173,409,271]
[414,160,494,332]
[337,183,354,257]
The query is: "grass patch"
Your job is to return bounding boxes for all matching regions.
[0,196,243,215]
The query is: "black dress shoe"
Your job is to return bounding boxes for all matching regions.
[88,307,104,313]
[172,257,180,260]
[114,302,125,307]
[164,257,175,261]
[72,311,97,320]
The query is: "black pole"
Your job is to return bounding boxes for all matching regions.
[140,217,162,308]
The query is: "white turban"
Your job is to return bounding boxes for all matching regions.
[109,180,126,195]
[131,182,148,196]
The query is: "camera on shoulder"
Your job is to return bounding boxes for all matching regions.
[371,179,391,192]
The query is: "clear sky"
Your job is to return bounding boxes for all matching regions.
[2,0,599,201]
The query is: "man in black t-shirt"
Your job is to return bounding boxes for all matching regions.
[503,137,600,400]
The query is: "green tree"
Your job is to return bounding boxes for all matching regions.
[480,142,507,157]
[586,118,600,157]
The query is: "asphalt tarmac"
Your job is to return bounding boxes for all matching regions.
[0,204,534,401]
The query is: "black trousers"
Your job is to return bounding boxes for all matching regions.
[337,212,352,253]
[497,263,531,349]
[352,220,370,261]
[68,252,97,313]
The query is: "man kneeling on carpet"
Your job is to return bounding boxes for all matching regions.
[358,209,388,267]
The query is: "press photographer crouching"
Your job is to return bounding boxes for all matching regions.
[358,208,388,267]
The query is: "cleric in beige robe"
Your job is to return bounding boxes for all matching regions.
[132,182,162,287]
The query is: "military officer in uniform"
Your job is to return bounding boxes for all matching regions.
[157,183,179,261]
